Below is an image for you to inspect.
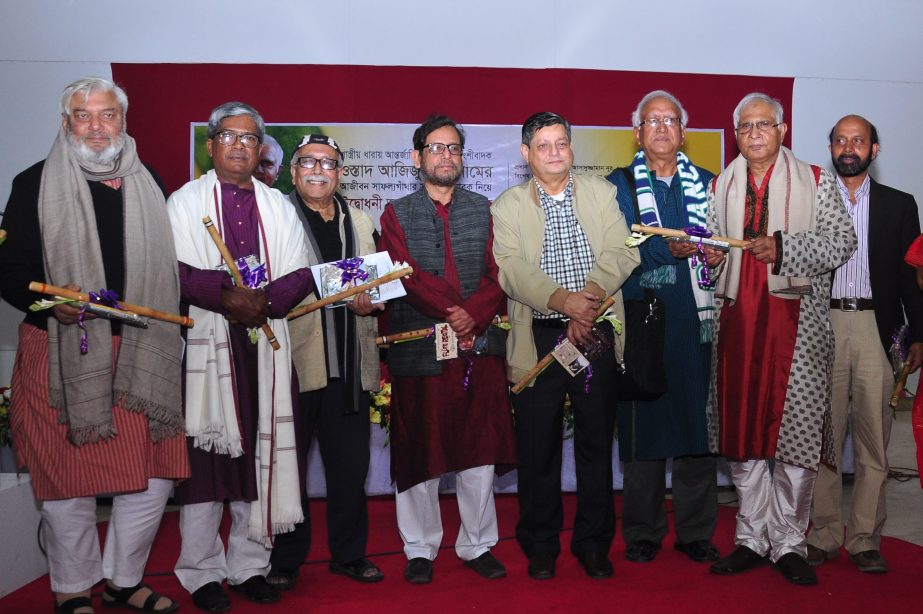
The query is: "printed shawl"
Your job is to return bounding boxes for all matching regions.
[167,169,308,544]
[38,127,183,445]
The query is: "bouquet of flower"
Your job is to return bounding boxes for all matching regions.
[369,377,392,442]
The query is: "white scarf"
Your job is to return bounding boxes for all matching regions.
[167,169,308,544]
[712,147,816,302]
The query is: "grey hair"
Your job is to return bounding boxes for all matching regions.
[261,134,283,168]
[60,77,128,118]
[631,90,688,127]
[206,102,265,141]
[733,93,784,127]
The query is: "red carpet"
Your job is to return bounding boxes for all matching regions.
[3,493,922,613]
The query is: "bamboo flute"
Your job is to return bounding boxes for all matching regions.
[28,282,194,328]
[376,315,509,347]
[630,224,749,249]
[890,364,912,408]
[202,216,280,350]
[287,266,413,319]
[511,296,616,394]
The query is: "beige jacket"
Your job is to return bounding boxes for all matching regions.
[287,197,380,393]
[491,173,639,383]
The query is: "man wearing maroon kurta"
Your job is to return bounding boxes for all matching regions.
[378,115,516,584]
[705,94,856,586]
[167,102,313,612]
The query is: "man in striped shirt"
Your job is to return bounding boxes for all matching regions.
[807,115,923,573]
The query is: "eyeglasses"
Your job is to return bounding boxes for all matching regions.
[423,142,464,155]
[214,130,260,148]
[736,121,781,135]
[639,116,681,129]
[294,156,339,171]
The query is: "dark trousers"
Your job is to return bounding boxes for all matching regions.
[270,379,371,572]
[512,324,617,558]
[621,455,718,546]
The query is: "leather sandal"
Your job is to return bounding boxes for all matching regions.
[101,582,179,613]
[330,557,384,583]
[55,596,94,614]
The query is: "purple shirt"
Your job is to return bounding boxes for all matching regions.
[178,181,313,317]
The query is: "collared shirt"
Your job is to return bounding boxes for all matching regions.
[534,173,595,319]
[832,174,872,299]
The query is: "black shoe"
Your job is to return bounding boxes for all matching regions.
[265,568,298,591]
[527,553,556,580]
[709,545,768,575]
[191,582,231,613]
[404,557,433,584]
[229,575,281,604]
[774,552,818,585]
[464,551,507,579]
[674,540,720,563]
[625,540,660,563]
[577,551,614,579]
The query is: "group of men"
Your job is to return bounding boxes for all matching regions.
[0,77,919,614]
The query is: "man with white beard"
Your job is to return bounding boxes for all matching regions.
[0,77,188,614]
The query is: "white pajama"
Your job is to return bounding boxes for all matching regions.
[729,459,816,562]
[41,477,173,593]
[174,500,271,593]
[396,464,498,561]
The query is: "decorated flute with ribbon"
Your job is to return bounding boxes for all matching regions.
[511,295,616,394]
[202,216,280,351]
[28,282,193,327]
[629,224,748,250]
[890,364,911,408]
[287,266,414,319]
[376,315,509,347]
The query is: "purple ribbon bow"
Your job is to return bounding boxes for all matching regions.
[336,257,368,286]
[79,288,122,354]
[237,257,267,289]
[684,225,716,289]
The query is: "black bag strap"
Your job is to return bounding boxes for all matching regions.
[620,167,656,304]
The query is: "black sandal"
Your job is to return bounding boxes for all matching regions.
[101,582,178,613]
[55,596,94,614]
[329,558,384,583]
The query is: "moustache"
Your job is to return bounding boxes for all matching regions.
[301,174,332,185]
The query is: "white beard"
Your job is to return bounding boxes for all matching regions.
[66,130,126,167]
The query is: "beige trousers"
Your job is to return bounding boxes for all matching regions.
[809,310,893,554]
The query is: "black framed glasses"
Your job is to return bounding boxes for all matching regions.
[295,156,339,171]
[214,130,260,148]
[423,142,464,155]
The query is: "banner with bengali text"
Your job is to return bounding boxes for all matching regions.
[191,122,724,227]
